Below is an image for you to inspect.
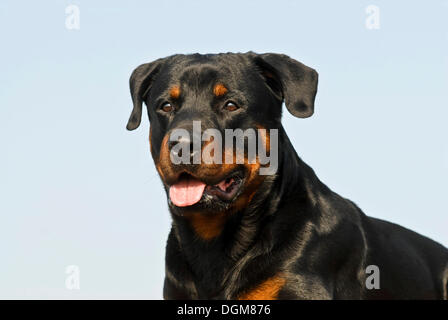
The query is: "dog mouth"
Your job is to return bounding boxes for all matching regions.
[168,172,244,208]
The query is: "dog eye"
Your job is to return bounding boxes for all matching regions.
[224,101,239,112]
[161,102,173,113]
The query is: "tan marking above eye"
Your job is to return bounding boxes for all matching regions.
[169,86,181,99]
[213,83,228,97]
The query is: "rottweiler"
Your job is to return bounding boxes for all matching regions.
[126,52,448,299]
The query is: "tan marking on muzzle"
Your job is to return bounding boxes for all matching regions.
[155,128,271,240]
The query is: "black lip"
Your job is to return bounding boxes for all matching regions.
[169,168,245,188]
[205,177,243,201]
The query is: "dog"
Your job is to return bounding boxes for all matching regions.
[126,52,448,299]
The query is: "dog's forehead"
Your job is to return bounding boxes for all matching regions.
[164,53,254,84]
[172,53,249,68]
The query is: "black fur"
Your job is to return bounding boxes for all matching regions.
[127,52,448,299]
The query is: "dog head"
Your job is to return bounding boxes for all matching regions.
[127,52,318,217]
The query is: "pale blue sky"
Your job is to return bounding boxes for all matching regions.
[0,0,447,299]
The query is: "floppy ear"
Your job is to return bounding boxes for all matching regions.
[127,59,163,131]
[252,53,318,118]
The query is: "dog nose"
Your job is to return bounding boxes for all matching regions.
[168,136,192,156]
[168,136,190,149]
[168,132,203,163]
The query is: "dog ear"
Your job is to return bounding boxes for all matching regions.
[252,53,318,118]
[127,59,163,131]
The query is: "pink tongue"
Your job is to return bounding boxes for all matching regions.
[169,178,206,207]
